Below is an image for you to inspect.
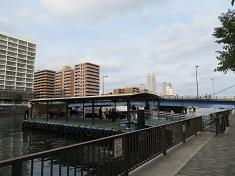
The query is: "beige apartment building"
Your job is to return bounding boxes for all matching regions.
[33,70,55,99]
[54,66,74,98]
[113,87,148,95]
[54,71,62,98]
[74,62,100,97]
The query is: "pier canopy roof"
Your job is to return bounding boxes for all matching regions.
[30,93,161,103]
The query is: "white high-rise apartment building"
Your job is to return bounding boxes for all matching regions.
[0,31,36,91]
[146,73,156,93]
[162,82,176,96]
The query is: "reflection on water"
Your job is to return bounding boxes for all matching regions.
[0,114,84,161]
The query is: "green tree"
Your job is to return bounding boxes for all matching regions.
[212,9,235,73]
[232,0,234,6]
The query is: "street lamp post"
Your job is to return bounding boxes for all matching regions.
[211,78,215,95]
[102,75,109,95]
[195,65,199,97]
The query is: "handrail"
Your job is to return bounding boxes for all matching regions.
[0,109,231,176]
[0,115,198,167]
[161,95,235,101]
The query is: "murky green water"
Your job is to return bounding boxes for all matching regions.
[0,114,83,161]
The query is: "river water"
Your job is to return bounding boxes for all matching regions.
[0,114,83,161]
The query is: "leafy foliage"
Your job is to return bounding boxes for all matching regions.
[212,9,235,73]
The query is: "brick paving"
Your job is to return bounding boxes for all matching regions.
[177,113,235,176]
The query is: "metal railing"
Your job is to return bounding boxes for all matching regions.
[0,113,203,176]
[162,95,235,101]
[202,110,230,134]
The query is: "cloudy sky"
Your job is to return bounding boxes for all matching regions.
[0,0,234,96]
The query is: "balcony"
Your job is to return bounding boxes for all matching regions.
[8,42,18,48]
[0,34,7,41]
[19,40,27,46]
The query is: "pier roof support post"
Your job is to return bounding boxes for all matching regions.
[46,101,49,121]
[92,101,95,125]
[66,101,69,122]
[114,101,117,120]
[158,100,160,112]
[145,101,150,111]
[114,101,117,111]
[30,103,33,119]
[82,102,85,118]
[127,100,131,127]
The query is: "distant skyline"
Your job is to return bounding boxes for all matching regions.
[0,0,234,96]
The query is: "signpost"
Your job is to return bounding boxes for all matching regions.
[114,137,123,158]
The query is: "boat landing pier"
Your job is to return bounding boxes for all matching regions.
[23,93,161,137]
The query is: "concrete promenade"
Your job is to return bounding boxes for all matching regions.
[130,112,235,176]
[177,112,235,176]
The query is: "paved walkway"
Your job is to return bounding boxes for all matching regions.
[130,111,235,176]
[130,132,214,176]
[177,112,235,176]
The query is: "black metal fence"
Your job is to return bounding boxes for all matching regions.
[202,110,230,135]
[1,109,232,176]
[214,111,230,135]
[0,113,204,176]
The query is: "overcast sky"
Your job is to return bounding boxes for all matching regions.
[0,0,234,96]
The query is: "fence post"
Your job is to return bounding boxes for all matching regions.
[226,114,229,127]
[215,117,220,135]
[221,116,225,132]
[182,122,186,143]
[161,126,166,155]
[123,136,129,176]
[12,161,22,176]
[194,118,197,136]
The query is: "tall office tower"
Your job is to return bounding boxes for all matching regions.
[146,73,156,93]
[162,82,176,96]
[0,31,36,91]
[74,62,100,97]
[54,66,74,98]
[33,70,56,99]
[54,71,62,98]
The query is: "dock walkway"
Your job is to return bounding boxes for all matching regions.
[130,111,235,176]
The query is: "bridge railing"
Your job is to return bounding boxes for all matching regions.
[0,113,203,176]
[162,95,235,101]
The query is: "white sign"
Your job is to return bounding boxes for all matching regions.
[114,137,123,158]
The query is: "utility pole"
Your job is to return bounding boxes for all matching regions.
[195,65,199,97]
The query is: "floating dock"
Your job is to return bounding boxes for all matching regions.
[22,119,123,138]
